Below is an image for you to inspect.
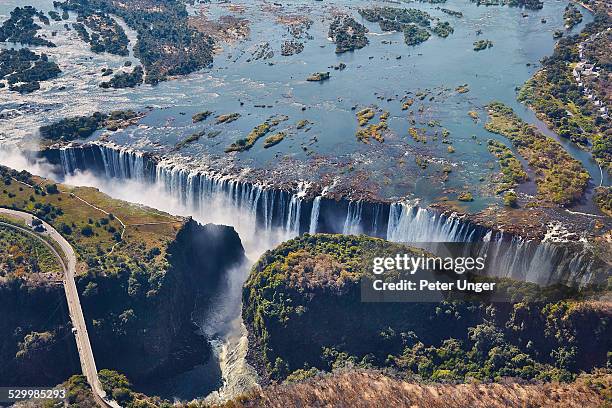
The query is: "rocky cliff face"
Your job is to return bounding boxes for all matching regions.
[78,219,246,384]
[0,280,80,386]
[0,219,246,387]
[243,234,611,384]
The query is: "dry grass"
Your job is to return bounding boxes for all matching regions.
[217,370,611,408]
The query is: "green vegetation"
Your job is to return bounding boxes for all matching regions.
[226,116,288,152]
[75,12,130,55]
[1,163,247,385]
[432,21,454,38]
[485,102,590,206]
[243,234,610,384]
[503,190,518,207]
[60,372,171,407]
[404,24,431,46]
[39,110,140,141]
[72,21,90,42]
[408,127,427,144]
[216,112,241,124]
[359,7,432,28]
[192,110,213,123]
[473,39,493,51]
[440,8,463,17]
[0,221,62,277]
[173,130,207,151]
[457,191,473,201]
[563,4,583,29]
[328,16,369,53]
[358,7,451,44]
[56,0,214,84]
[0,6,56,47]
[100,66,143,89]
[99,370,139,406]
[402,98,414,110]
[518,15,611,169]
[0,165,181,276]
[48,10,62,22]
[356,108,376,126]
[356,122,387,144]
[456,84,470,93]
[306,72,330,82]
[594,186,611,216]
[226,122,270,152]
[487,139,528,192]
[0,48,61,94]
[470,0,543,9]
[409,127,427,143]
[264,132,287,148]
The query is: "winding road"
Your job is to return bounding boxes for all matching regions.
[0,208,120,408]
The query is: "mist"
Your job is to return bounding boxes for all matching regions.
[0,146,59,179]
[0,146,290,401]
[0,146,290,259]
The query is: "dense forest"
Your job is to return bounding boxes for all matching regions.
[39,110,140,141]
[243,235,610,384]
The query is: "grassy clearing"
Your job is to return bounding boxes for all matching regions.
[0,165,184,276]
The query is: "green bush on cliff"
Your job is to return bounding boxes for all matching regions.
[243,234,611,384]
[0,165,246,384]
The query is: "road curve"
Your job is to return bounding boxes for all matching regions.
[0,208,121,408]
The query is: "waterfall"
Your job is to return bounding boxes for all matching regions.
[286,194,302,235]
[51,144,607,287]
[343,201,363,235]
[59,147,77,174]
[309,196,321,234]
[386,202,473,243]
[371,203,383,237]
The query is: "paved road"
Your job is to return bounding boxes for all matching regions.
[0,208,120,408]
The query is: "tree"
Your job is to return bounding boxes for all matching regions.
[60,223,72,235]
[45,184,59,194]
[81,225,93,237]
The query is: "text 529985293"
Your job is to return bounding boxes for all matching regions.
[0,387,66,402]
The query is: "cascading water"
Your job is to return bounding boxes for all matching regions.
[343,200,363,235]
[386,202,476,243]
[54,144,606,289]
[286,193,302,235]
[309,196,321,234]
[28,142,606,401]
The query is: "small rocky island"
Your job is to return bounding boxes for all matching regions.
[306,71,330,81]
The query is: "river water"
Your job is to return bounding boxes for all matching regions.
[0,0,607,402]
[1,0,606,208]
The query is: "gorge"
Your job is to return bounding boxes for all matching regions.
[39,143,610,290]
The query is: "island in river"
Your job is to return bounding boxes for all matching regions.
[0,0,610,404]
